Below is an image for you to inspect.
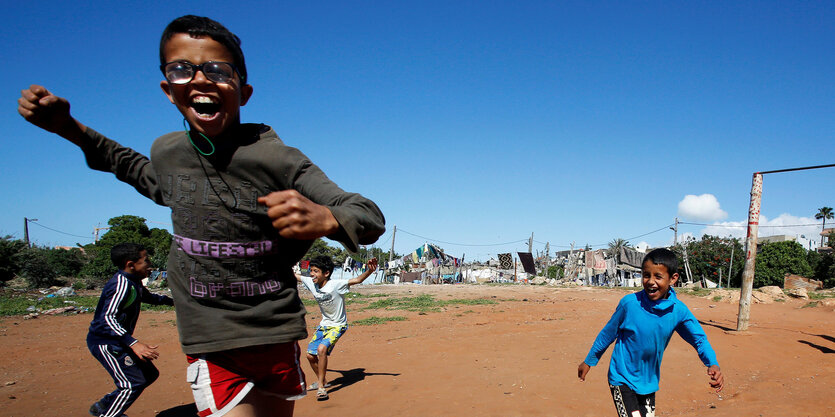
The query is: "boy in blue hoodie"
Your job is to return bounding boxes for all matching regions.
[87,243,174,417]
[578,248,724,417]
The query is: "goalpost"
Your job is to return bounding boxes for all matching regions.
[736,163,835,331]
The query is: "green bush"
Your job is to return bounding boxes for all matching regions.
[18,248,58,289]
[754,241,812,287]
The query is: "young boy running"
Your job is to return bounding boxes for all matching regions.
[296,256,378,401]
[578,248,724,417]
[19,15,385,417]
[87,243,174,417]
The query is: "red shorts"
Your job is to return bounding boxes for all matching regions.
[186,342,306,417]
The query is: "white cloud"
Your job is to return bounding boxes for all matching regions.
[634,241,651,252]
[677,194,728,221]
[699,213,821,240]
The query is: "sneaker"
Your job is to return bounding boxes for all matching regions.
[89,402,104,417]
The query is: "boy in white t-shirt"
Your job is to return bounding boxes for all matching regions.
[296,256,378,400]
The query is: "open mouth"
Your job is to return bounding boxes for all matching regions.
[645,287,659,295]
[190,96,221,118]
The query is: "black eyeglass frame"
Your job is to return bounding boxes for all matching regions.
[160,61,245,85]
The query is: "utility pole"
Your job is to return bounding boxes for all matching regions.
[24,217,38,248]
[727,243,735,288]
[545,242,550,279]
[569,241,575,280]
[385,225,396,284]
[670,217,679,246]
[528,232,534,253]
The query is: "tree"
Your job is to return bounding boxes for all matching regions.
[302,239,399,272]
[147,228,173,271]
[808,251,835,289]
[755,241,813,287]
[816,207,834,247]
[607,238,630,263]
[304,239,344,263]
[547,264,564,279]
[18,247,58,288]
[45,247,86,277]
[0,235,27,283]
[673,235,744,287]
[80,215,173,283]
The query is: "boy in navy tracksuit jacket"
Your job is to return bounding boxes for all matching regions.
[87,243,174,417]
[578,248,724,417]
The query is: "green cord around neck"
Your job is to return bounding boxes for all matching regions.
[184,118,215,156]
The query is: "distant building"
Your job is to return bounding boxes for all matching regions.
[756,234,817,251]
[53,245,85,253]
[818,228,834,253]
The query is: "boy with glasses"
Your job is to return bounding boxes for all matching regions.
[19,15,385,417]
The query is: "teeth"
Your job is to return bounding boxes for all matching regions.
[192,96,217,104]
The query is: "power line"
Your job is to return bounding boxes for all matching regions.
[26,218,173,242]
[28,221,93,240]
[534,224,675,249]
[681,222,825,228]
[395,218,826,256]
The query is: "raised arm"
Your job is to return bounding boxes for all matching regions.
[18,85,88,146]
[18,85,164,205]
[348,258,378,286]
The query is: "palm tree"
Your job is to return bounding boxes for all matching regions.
[816,207,834,247]
[607,238,630,263]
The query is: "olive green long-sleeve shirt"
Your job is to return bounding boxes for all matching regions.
[82,123,385,354]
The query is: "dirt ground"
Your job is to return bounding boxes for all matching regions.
[1,284,833,416]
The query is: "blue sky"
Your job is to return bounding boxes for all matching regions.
[2,1,833,262]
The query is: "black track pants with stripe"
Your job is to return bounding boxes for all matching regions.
[88,343,159,417]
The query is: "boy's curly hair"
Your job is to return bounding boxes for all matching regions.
[309,256,335,276]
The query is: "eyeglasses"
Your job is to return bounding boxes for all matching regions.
[161,61,242,85]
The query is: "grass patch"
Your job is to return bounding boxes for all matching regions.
[446,298,497,306]
[808,291,835,300]
[679,288,712,297]
[301,292,389,306]
[801,302,819,309]
[352,316,407,326]
[712,296,723,302]
[364,294,497,313]
[0,292,174,316]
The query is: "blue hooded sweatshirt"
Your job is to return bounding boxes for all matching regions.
[583,288,718,395]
